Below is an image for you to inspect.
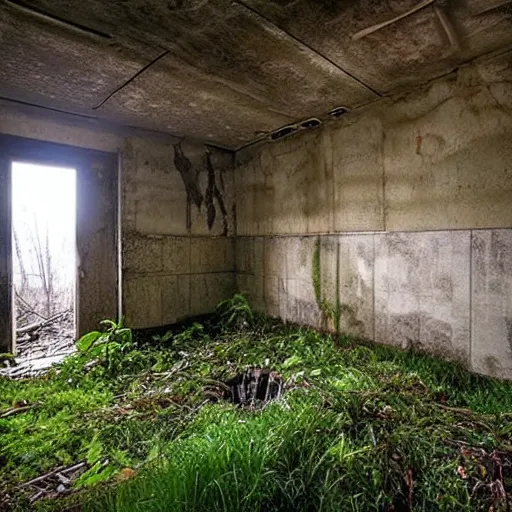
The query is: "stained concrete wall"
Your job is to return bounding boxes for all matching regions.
[0,101,236,330]
[1,51,511,376]
[235,53,512,379]
[121,137,235,327]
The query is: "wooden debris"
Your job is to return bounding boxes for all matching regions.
[0,403,36,418]
[1,307,76,379]
[18,461,88,504]
[20,466,67,488]
[17,310,70,336]
[29,490,45,503]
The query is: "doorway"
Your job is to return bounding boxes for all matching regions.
[0,135,119,373]
[11,162,77,362]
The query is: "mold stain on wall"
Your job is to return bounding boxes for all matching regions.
[312,237,342,338]
[173,142,203,231]
[172,142,229,235]
[205,148,228,236]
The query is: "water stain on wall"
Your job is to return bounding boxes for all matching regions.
[172,142,229,235]
[173,142,203,231]
[205,148,228,236]
[506,317,512,356]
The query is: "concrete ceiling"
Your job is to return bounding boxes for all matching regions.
[0,0,511,149]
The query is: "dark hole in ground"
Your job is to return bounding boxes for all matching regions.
[224,368,283,406]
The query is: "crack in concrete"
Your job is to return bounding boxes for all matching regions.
[232,0,382,98]
[93,50,170,110]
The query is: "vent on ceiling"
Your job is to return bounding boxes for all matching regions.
[328,106,350,118]
[270,125,298,141]
[300,118,322,129]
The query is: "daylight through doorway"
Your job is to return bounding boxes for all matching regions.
[11,162,76,363]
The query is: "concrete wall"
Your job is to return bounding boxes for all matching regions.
[122,137,235,327]
[1,50,511,377]
[235,52,512,379]
[0,101,236,330]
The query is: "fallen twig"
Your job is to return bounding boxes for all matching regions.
[200,377,231,392]
[20,465,67,488]
[61,462,87,475]
[16,310,70,336]
[436,404,476,415]
[15,292,47,321]
[435,403,512,419]
[0,404,36,418]
[29,490,45,503]
[19,461,87,493]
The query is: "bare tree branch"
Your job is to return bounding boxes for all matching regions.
[13,229,28,294]
[16,310,69,336]
[15,291,47,321]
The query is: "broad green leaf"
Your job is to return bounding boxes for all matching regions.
[77,331,103,352]
[115,328,133,344]
[81,465,116,487]
[74,461,102,488]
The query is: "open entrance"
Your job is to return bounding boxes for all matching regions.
[11,162,77,364]
[0,135,119,376]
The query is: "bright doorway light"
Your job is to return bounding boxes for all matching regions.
[11,162,76,359]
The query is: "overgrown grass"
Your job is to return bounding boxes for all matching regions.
[1,299,512,511]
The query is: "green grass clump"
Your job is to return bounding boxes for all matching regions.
[0,379,112,482]
[1,299,512,511]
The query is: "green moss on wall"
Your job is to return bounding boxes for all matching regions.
[311,237,342,339]
[312,237,322,308]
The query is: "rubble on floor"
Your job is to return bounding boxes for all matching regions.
[19,462,88,504]
[1,310,75,378]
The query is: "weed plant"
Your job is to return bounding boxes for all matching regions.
[1,297,512,511]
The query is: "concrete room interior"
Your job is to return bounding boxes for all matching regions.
[0,0,511,379]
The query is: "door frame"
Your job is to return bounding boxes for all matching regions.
[0,134,119,354]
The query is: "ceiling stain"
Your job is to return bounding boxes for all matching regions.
[0,0,511,148]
